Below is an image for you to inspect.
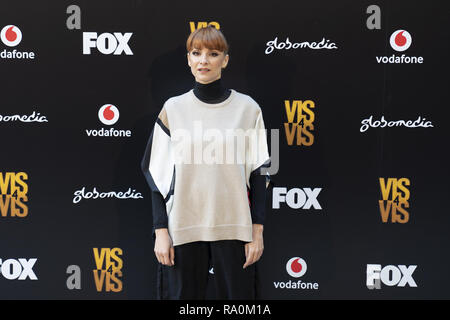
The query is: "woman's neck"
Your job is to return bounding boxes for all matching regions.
[193,78,231,103]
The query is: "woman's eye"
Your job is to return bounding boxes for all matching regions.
[192,51,219,56]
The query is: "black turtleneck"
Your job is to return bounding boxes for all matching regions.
[193,78,231,103]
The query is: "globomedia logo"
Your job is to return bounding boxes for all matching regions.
[273,257,319,290]
[265,36,337,54]
[376,29,423,64]
[0,111,48,123]
[72,186,143,204]
[85,104,132,137]
[0,25,36,59]
[359,115,433,132]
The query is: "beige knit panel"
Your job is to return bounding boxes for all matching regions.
[158,107,169,130]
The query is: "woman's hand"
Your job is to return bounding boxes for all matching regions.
[154,228,175,266]
[243,224,264,269]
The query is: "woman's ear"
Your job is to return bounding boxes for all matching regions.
[222,54,229,69]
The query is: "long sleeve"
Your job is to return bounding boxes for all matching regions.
[247,110,271,225]
[141,106,175,233]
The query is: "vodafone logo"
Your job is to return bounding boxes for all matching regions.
[85,104,131,138]
[98,104,119,125]
[286,257,307,278]
[389,30,412,52]
[0,25,36,60]
[274,257,319,290]
[0,25,22,47]
[375,28,422,64]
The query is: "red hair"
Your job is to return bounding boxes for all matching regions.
[186,25,229,55]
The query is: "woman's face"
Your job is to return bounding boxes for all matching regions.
[187,46,229,84]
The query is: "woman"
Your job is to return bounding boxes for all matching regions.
[141,26,271,299]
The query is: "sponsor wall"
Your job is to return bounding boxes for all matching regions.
[1,0,449,299]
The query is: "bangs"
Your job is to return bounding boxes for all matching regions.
[186,26,229,54]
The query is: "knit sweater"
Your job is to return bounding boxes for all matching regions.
[141,86,271,246]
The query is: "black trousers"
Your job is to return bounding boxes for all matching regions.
[156,240,258,300]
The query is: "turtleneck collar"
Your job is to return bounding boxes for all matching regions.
[193,78,231,104]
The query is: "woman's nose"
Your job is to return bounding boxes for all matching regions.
[200,54,208,63]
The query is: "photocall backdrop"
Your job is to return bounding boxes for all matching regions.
[1,0,449,299]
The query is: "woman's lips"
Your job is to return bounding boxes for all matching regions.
[198,68,210,73]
